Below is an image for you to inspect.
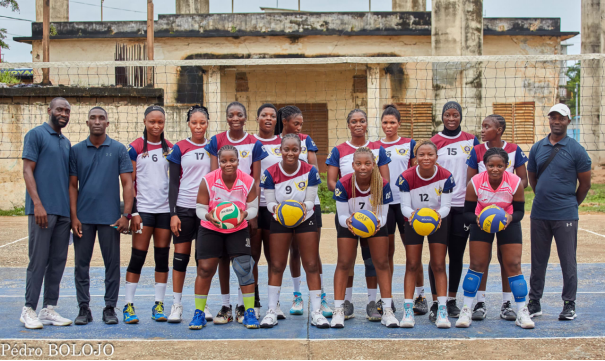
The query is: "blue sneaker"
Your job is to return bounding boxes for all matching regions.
[321,293,333,318]
[290,292,304,315]
[188,309,207,330]
[123,303,139,324]
[242,308,260,329]
[152,301,167,322]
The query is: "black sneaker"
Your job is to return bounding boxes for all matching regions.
[447,299,460,318]
[214,305,233,324]
[376,299,397,316]
[500,301,517,321]
[235,304,246,324]
[413,296,428,315]
[428,301,438,323]
[559,301,577,320]
[472,302,487,320]
[527,299,542,318]
[74,305,93,325]
[102,306,119,324]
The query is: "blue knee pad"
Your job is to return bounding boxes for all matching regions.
[508,274,528,302]
[361,246,376,278]
[462,269,483,297]
[233,255,255,286]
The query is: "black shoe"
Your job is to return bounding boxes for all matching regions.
[447,299,460,318]
[102,306,119,324]
[413,296,428,315]
[472,302,487,320]
[559,301,577,320]
[527,299,542,318]
[235,304,245,324]
[428,302,438,323]
[74,305,93,325]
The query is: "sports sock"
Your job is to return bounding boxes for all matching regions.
[195,295,207,312]
[243,293,255,311]
[463,296,475,309]
[125,281,137,304]
[155,283,167,303]
[437,296,447,307]
[310,290,321,312]
[502,292,513,304]
[477,291,486,303]
[255,284,260,303]
[405,298,414,304]
[238,287,244,307]
[415,287,425,298]
[292,277,301,293]
[516,301,526,313]
[268,286,280,311]
[345,287,353,302]
[334,300,344,309]
[367,288,377,304]
[382,298,392,309]
[221,294,230,307]
[320,274,324,293]
[173,292,182,306]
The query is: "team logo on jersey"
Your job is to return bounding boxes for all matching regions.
[460,145,472,155]
[311,140,317,147]
[335,188,342,197]
[396,148,409,156]
[240,150,251,159]
[385,191,392,200]
[374,155,379,163]
[435,186,443,196]
[301,146,308,154]
[328,150,333,159]
[398,177,405,186]
[261,174,267,185]
[127,145,132,152]
[507,159,512,168]
[269,147,282,157]
[294,180,308,191]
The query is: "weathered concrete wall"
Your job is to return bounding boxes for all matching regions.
[392,0,426,11]
[35,0,69,22]
[176,0,209,14]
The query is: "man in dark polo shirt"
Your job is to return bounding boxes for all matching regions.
[69,106,134,325]
[21,97,73,329]
[527,103,592,321]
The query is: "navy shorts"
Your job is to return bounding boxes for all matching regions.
[172,207,200,244]
[387,204,406,235]
[139,212,171,230]
[469,222,522,245]
[258,206,273,231]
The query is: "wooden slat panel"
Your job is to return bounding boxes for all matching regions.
[395,103,412,138]
[493,103,514,143]
[493,102,535,145]
[395,102,433,139]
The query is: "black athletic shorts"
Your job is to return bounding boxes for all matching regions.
[334,213,388,239]
[404,215,449,245]
[258,206,273,231]
[469,222,522,245]
[196,226,251,260]
[172,206,200,244]
[139,212,171,230]
[270,213,318,234]
[448,207,469,238]
[387,204,406,235]
[314,205,323,228]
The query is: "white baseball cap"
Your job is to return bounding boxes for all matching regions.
[548,103,571,118]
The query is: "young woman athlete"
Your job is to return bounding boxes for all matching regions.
[259,134,330,329]
[165,105,212,323]
[326,109,390,321]
[456,147,534,329]
[204,102,268,324]
[465,114,529,321]
[189,145,260,330]
[398,140,454,329]
[429,101,479,321]
[331,147,397,328]
[123,105,173,324]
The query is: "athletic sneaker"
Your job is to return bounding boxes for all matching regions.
[151,301,167,322]
[102,306,119,325]
[204,305,213,321]
[311,310,330,328]
[290,292,304,315]
[366,301,382,321]
[275,301,286,320]
[242,308,260,329]
[20,306,43,329]
[376,299,397,314]
[428,301,438,323]
[214,305,233,324]
[559,301,577,320]
[455,306,472,328]
[260,309,278,328]
[343,300,355,319]
[435,305,451,328]
[400,303,415,328]
[74,305,93,325]
[472,302,487,320]
[447,299,460,318]
[168,304,183,323]
[235,304,246,323]
[38,306,72,326]
[254,299,261,320]
[413,296,428,315]
[320,293,333,318]
[381,307,399,328]
[188,309,207,330]
[516,306,535,329]
[330,307,345,328]
[500,301,517,321]
[123,303,139,324]
[527,299,542,318]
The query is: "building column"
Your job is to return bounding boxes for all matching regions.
[367,64,382,140]
[206,66,222,134]
[176,0,210,14]
[35,0,69,22]
[392,0,426,11]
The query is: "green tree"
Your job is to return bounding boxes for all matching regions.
[566,62,581,117]
[0,0,21,52]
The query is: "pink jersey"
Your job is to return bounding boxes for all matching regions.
[200,168,255,234]
[471,170,521,215]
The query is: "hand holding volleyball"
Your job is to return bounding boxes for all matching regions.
[410,208,441,236]
[348,210,379,238]
[212,202,244,229]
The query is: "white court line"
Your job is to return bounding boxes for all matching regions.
[579,227,605,238]
[0,236,27,249]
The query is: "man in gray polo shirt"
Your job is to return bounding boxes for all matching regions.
[527,103,592,321]
[21,97,73,329]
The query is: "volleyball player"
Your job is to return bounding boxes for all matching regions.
[398,140,454,329]
[326,109,390,321]
[189,145,260,330]
[259,134,330,328]
[331,147,398,328]
[456,147,534,329]
[466,114,528,321]
[123,106,173,324]
[166,105,212,323]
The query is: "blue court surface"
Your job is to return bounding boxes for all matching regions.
[1,264,604,341]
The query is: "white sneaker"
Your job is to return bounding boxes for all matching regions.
[275,301,286,320]
[456,306,472,328]
[435,305,451,328]
[516,306,535,329]
[204,305,213,321]
[254,307,261,320]
[380,307,399,328]
[400,303,415,328]
[330,307,345,328]
[290,292,304,315]
[38,305,72,326]
[168,304,183,323]
[260,309,278,328]
[20,306,43,329]
[311,310,330,328]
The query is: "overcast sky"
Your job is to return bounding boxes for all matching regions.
[0,0,582,62]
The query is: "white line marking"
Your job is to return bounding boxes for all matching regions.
[0,236,27,248]
[579,227,605,238]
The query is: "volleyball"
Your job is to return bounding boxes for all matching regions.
[411,208,440,236]
[276,200,305,228]
[213,202,242,229]
[479,205,508,233]
[350,210,378,238]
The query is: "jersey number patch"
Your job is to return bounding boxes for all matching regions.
[447,148,457,156]
[419,194,429,202]
[195,152,205,160]
[152,154,158,162]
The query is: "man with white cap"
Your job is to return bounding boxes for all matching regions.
[526,103,591,321]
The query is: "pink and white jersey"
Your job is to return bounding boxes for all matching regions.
[205,131,268,175]
[200,169,255,234]
[471,170,521,215]
[378,137,416,203]
[466,141,528,174]
[326,141,390,177]
[128,137,173,214]
[431,132,479,207]
[166,139,211,209]
[254,135,283,207]
[396,165,455,210]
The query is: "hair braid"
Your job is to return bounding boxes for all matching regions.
[483,147,509,165]
[142,127,149,157]
[218,144,239,159]
[352,147,384,217]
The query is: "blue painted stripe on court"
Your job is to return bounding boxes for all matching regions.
[1,264,604,340]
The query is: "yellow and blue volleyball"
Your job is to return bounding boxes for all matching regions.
[411,208,440,236]
[350,210,378,238]
[214,202,242,229]
[479,205,507,233]
[276,200,305,228]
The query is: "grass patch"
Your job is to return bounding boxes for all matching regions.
[0,207,25,216]
[524,183,605,213]
[318,172,336,213]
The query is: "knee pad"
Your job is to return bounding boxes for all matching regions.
[126,248,148,275]
[154,247,170,273]
[232,255,255,286]
[173,252,190,273]
[508,274,528,302]
[462,269,483,297]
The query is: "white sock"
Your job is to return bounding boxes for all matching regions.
[437,296,447,307]
[516,301,526,313]
[238,287,244,306]
[221,294,230,307]
[268,286,280,311]
[320,274,324,292]
[173,292,182,306]
[345,287,353,302]
[367,288,377,304]
[382,298,392,309]
[334,300,344,309]
[292,277,301,293]
[155,283,167,303]
[125,281,138,304]
[415,287,425,297]
[310,290,322,312]
[502,292,513,304]
[463,296,475,308]
[477,291,486,303]
[405,298,414,305]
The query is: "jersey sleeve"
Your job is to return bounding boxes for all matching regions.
[128,144,138,162]
[204,136,219,156]
[396,174,410,192]
[443,174,456,193]
[382,183,394,204]
[306,136,319,152]
[307,166,322,187]
[326,147,340,167]
[409,139,416,160]
[377,146,391,166]
[466,148,479,169]
[333,181,349,202]
[260,170,275,190]
[514,145,528,166]
[473,136,480,146]
[166,144,182,164]
[252,141,269,162]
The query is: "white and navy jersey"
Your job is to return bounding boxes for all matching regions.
[254,135,283,207]
[166,139,211,209]
[333,173,393,213]
[397,165,455,211]
[128,137,174,214]
[326,141,391,177]
[205,131,268,175]
[431,132,479,207]
[261,161,321,221]
[378,137,416,203]
[278,133,319,164]
[467,141,528,174]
